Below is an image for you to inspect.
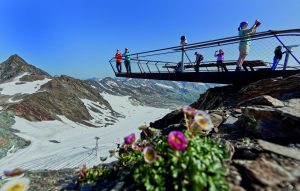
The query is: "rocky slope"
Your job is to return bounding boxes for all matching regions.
[0,54,50,82]
[0,55,121,127]
[87,77,211,108]
[150,74,300,190]
[5,75,121,127]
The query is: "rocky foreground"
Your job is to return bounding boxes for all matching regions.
[151,74,300,190]
[2,74,300,191]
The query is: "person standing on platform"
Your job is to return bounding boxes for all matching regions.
[115,49,122,73]
[236,20,261,71]
[194,52,203,72]
[271,46,286,70]
[123,48,131,73]
[214,49,225,72]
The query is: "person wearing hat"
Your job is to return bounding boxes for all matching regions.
[194,51,203,72]
[115,49,122,73]
[236,19,261,71]
[123,48,131,73]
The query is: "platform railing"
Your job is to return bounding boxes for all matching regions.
[109,29,300,76]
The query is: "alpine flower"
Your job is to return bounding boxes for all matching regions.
[143,146,157,163]
[167,131,187,151]
[182,106,197,117]
[131,143,142,151]
[194,111,213,132]
[124,133,136,145]
[0,177,30,191]
[4,168,24,177]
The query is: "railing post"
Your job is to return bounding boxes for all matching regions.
[136,54,143,73]
[155,62,160,73]
[146,61,151,73]
[109,59,117,75]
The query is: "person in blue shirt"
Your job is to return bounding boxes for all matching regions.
[271,46,286,70]
[236,20,261,71]
[123,48,131,73]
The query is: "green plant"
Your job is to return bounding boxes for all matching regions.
[77,165,112,185]
[132,134,228,191]
[121,106,229,191]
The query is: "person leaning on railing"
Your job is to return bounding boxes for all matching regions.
[123,48,131,73]
[194,52,203,72]
[115,49,122,73]
[271,45,286,70]
[236,20,261,71]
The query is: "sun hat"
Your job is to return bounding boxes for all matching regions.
[240,21,248,28]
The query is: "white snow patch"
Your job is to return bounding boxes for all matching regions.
[106,80,118,87]
[81,99,114,127]
[8,97,23,103]
[0,73,51,96]
[97,82,114,92]
[155,83,174,89]
[0,94,170,172]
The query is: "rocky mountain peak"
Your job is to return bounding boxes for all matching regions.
[6,54,28,65]
[0,54,50,82]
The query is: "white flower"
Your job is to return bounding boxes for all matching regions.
[194,111,213,132]
[0,177,30,191]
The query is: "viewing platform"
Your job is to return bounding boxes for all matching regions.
[110,29,300,85]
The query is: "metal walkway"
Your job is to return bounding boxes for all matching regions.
[110,29,300,85]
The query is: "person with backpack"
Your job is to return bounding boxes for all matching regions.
[271,45,286,70]
[115,49,122,73]
[194,52,203,72]
[123,48,131,73]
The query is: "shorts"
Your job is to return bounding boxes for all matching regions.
[239,45,250,56]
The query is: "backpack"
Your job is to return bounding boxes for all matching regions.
[196,54,204,63]
[199,54,204,61]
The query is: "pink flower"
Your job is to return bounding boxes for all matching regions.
[167,131,187,151]
[124,133,136,145]
[131,143,142,151]
[143,146,157,163]
[182,106,197,117]
[194,111,213,132]
[4,168,24,177]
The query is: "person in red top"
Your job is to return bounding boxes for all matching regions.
[115,49,122,73]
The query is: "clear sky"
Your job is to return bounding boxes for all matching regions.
[0,0,299,79]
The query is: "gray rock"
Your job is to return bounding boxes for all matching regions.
[241,105,300,138]
[234,158,296,187]
[210,113,224,128]
[258,140,300,161]
[238,95,284,108]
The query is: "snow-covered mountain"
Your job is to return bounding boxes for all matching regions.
[0,55,171,170]
[87,77,210,109]
[0,54,210,171]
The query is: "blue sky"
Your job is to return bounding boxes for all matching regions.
[0,0,299,79]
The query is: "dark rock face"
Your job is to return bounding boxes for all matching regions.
[0,112,30,159]
[190,85,240,110]
[150,109,184,130]
[238,74,300,101]
[0,54,50,82]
